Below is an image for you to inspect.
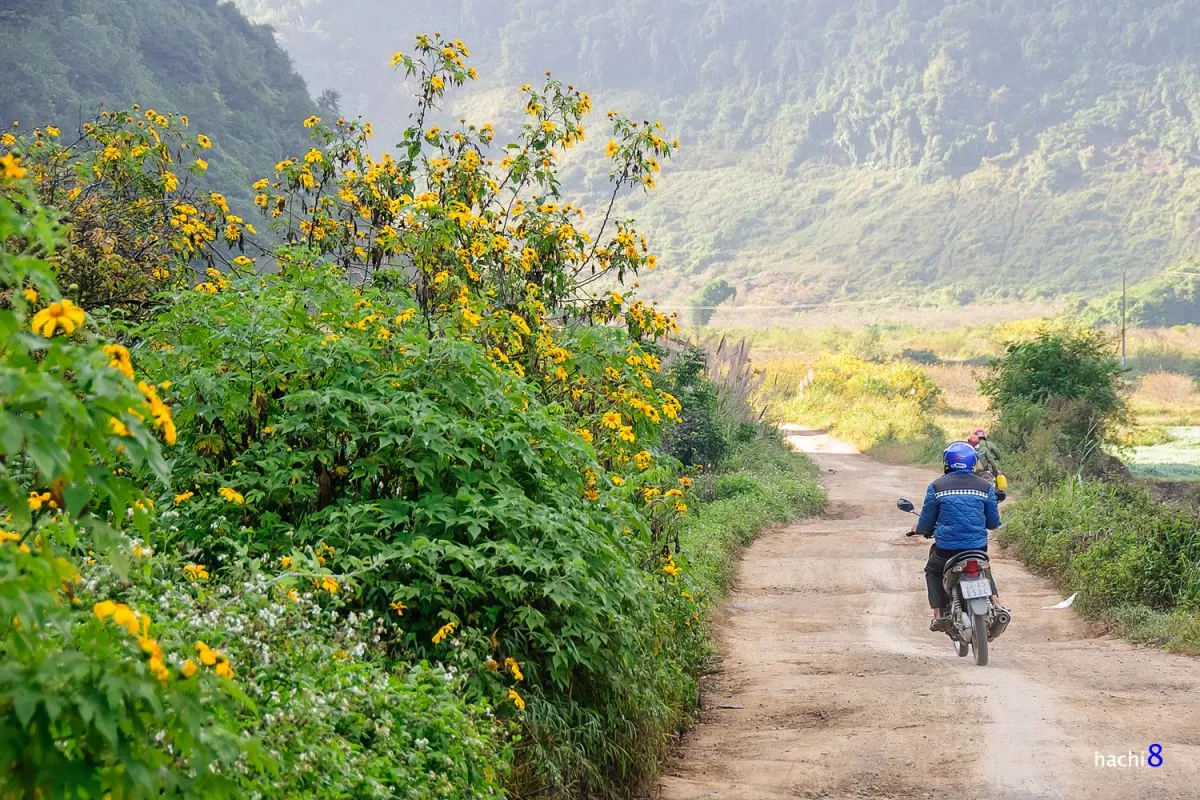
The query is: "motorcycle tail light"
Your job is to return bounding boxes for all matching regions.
[964,559,981,577]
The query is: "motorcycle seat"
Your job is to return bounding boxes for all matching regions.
[943,550,990,573]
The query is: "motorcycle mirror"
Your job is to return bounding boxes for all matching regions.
[896,499,915,513]
[996,490,1007,503]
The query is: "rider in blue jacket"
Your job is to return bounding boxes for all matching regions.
[913,441,1002,632]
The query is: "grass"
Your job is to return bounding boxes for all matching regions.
[1125,427,1200,481]
[682,434,827,599]
[1000,479,1200,653]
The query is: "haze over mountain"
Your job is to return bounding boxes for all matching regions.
[0,0,316,204]
[229,0,1200,313]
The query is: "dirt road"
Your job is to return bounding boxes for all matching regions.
[657,430,1200,800]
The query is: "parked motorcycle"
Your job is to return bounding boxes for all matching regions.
[896,497,1011,666]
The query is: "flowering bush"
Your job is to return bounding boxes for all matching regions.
[1,109,255,320]
[0,165,245,798]
[0,32,826,800]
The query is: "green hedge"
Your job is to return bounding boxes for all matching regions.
[1001,480,1200,651]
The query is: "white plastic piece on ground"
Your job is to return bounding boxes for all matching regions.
[1041,593,1076,610]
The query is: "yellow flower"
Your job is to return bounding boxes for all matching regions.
[318,576,339,594]
[44,125,60,138]
[181,659,198,678]
[31,299,86,337]
[162,171,178,192]
[663,562,681,577]
[27,491,51,511]
[183,563,210,581]
[634,451,652,470]
[390,600,407,616]
[390,52,405,67]
[504,657,524,681]
[584,489,600,501]
[430,75,445,92]
[507,687,526,711]
[605,141,619,158]
[148,656,170,683]
[432,621,457,644]
[92,600,117,620]
[103,343,134,379]
[680,477,694,489]
[195,641,217,666]
[303,147,323,164]
[112,604,139,635]
[611,475,625,486]
[280,556,294,569]
[303,115,322,128]
[287,588,299,602]
[193,158,208,172]
[139,636,163,661]
[674,501,688,513]
[218,487,244,505]
[109,418,130,437]
[0,153,26,179]
[196,134,212,148]
[23,288,37,302]
[575,428,594,443]
[0,133,16,146]
[213,659,234,679]
[601,411,622,430]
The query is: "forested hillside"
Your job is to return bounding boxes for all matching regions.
[234,0,1200,309]
[0,0,317,199]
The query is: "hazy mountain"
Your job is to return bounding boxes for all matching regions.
[0,0,318,202]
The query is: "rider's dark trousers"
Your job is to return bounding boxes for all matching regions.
[925,544,988,610]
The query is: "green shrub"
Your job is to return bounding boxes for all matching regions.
[662,345,730,468]
[0,169,246,799]
[981,326,1127,483]
[1002,480,1200,626]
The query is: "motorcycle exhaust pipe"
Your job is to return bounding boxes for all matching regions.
[989,609,1011,639]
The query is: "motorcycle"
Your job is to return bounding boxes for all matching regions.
[896,496,1011,666]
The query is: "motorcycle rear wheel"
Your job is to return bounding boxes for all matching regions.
[971,612,989,666]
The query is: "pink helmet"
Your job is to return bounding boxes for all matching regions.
[974,428,988,440]
[967,434,980,446]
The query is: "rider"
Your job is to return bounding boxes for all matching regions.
[912,441,1002,632]
[968,428,1001,478]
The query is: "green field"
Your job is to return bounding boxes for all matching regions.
[1126,427,1200,481]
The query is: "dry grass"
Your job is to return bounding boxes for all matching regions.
[1130,371,1200,426]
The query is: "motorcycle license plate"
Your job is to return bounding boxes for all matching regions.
[960,579,991,600]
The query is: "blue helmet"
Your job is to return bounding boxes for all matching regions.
[943,441,978,473]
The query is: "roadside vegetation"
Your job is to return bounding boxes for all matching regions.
[0,36,823,800]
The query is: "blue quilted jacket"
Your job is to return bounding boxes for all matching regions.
[915,469,1001,551]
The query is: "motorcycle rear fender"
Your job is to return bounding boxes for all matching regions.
[967,597,990,617]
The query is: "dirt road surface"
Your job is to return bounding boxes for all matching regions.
[657,430,1200,800]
